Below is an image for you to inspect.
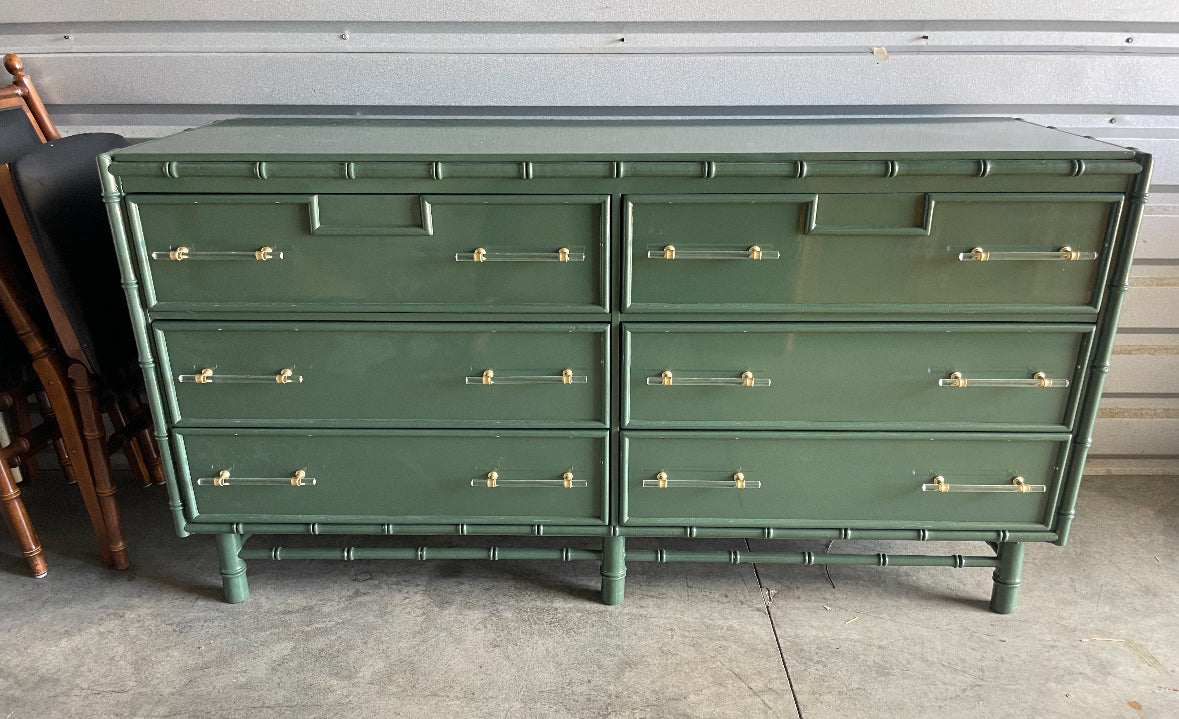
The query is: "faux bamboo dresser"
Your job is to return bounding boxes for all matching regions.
[100,118,1150,612]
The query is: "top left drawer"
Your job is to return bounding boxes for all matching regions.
[126,194,609,314]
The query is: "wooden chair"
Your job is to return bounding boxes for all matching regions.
[0,53,155,575]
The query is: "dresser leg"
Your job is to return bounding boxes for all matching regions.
[600,535,626,605]
[214,533,249,603]
[988,541,1025,614]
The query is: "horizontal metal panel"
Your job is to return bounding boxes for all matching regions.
[5,26,1179,54]
[1107,334,1179,394]
[1135,193,1179,261]
[1115,284,1179,330]
[1091,417,1179,455]
[16,53,1178,108]
[8,1,1179,23]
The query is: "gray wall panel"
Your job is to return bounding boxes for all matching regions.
[2,7,1176,458]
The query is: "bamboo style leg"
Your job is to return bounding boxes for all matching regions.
[9,390,37,482]
[105,396,151,487]
[36,391,77,485]
[988,541,1026,614]
[601,535,626,605]
[0,456,47,577]
[122,393,164,484]
[215,533,249,603]
[67,364,129,569]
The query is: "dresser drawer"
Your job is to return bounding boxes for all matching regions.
[156,322,608,427]
[624,324,1090,430]
[128,194,608,313]
[177,429,608,524]
[623,193,1121,315]
[622,432,1066,529]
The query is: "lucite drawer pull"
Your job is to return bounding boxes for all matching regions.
[938,371,1069,389]
[150,246,284,261]
[647,370,770,387]
[196,469,316,487]
[957,246,1097,262]
[921,475,1046,494]
[472,470,587,489]
[455,247,585,262]
[465,368,587,385]
[647,245,780,261]
[178,368,304,384]
[642,471,761,489]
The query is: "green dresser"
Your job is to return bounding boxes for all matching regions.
[100,118,1151,612]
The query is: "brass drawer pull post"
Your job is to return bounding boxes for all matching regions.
[643,471,761,489]
[938,371,1069,388]
[473,470,587,489]
[958,246,1097,262]
[922,475,1046,493]
[197,469,316,487]
[179,368,304,384]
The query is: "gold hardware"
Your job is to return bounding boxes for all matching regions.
[195,368,214,384]
[661,370,673,386]
[563,472,574,489]
[1013,476,1029,493]
[169,246,190,261]
[946,371,966,388]
[733,472,746,489]
[486,470,498,488]
[255,246,275,261]
[473,247,487,262]
[932,475,948,493]
[1060,246,1080,261]
[656,471,668,488]
[967,247,989,262]
[748,246,763,260]
[558,247,570,262]
[741,371,755,387]
[482,369,494,385]
[1033,372,1052,388]
[276,368,294,384]
[662,245,676,260]
[562,368,573,385]
[213,470,230,487]
[291,469,307,487]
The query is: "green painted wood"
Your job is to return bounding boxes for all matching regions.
[988,541,1026,614]
[155,322,608,427]
[623,323,1091,431]
[621,432,1068,529]
[624,193,1123,314]
[214,533,248,603]
[127,194,609,313]
[106,118,1136,162]
[175,429,608,525]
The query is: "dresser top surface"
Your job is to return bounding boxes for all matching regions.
[110,117,1133,162]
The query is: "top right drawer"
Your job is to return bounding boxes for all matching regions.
[623,193,1124,317]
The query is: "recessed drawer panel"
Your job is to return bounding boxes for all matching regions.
[622,432,1065,529]
[129,194,608,313]
[177,429,607,524]
[157,322,608,427]
[623,193,1122,315]
[624,324,1090,431]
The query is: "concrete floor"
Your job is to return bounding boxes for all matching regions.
[1,473,1176,718]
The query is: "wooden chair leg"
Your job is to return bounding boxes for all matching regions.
[68,364,128,569]
[123,394,164,485]
[36,390,77,485]
[105,395,151,487]
[0,455,47,577]
[10,389,38,482]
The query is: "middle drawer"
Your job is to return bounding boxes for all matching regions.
[155,322,608,427]
[624,323,1092,431]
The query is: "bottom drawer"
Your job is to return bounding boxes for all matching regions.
[176,429,607,524]
[622,432,1067,530]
